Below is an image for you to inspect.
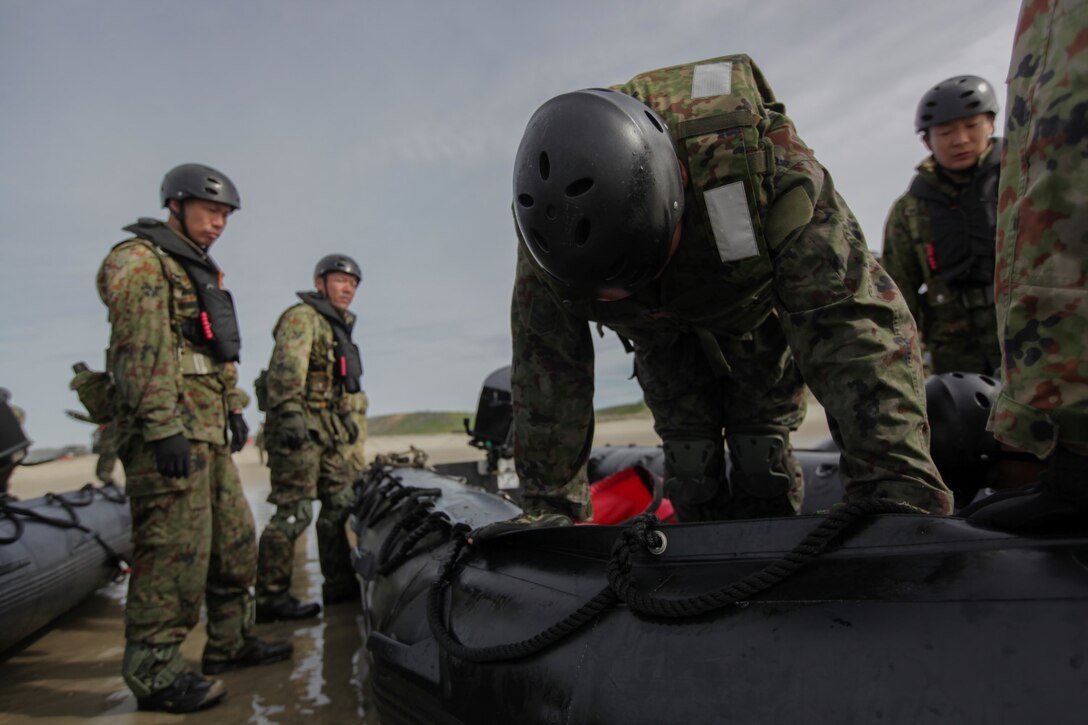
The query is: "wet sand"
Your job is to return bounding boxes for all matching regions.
[0,410,830,723]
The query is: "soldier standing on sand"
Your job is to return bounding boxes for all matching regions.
[97,164,290,714]
[255,254,364,622]
[881,76,1003,376]
[495,55,953,532]
[962,0,1088,528]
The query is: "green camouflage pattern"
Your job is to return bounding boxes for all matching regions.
[257,301,358,602]
[98,224,257,696]
[119,437,257,693]
[882,153,1002,375]
[343,390,369,477]
[96,235,246,451]
[94,421,119,483]
[990,0,1088,457]
[512,55,953,519]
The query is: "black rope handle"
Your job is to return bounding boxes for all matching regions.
[426,536,619,663]
[378,515,456,576]
[0,484,131,578]
[426,500,916,663]
[607,500,912,618]
[376,491,442,569]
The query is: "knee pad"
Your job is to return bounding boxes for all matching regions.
[269,499,314,540]
[726,426,794,499]
[663,438,725,508]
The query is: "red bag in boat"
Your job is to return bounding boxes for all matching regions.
[588,465,676,524]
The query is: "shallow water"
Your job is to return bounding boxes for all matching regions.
[0,458,379,724]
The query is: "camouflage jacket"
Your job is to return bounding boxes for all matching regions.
[990,0,1088,457]
[96,225,247,445]
[265,300,357,444]
[882,145,1002,372]
[512,54,947,507]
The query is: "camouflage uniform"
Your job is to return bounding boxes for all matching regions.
[94,420,119,484]
[512,55,953,521]
[882,147,1003,375]
[990,0,1088,460]
[257,299,359,605]
[343,390,369,478]
[97,226,257,698]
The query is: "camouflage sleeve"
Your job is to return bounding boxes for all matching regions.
[510,232,596,519]
[764,112,953,513]
[881,195,925,328]
[266,306,314,415]
[97,242,184,442]
[222,362,249,412]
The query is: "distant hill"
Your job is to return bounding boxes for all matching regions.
[368,411,472,437]
[368,400,651,437]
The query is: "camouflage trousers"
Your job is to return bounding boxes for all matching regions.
[95,421,119,484]
[118,436,257,696]
[257,439,355,602]
[990,0,1088,459]
[928,302,1002,377]
[634,316,808,521]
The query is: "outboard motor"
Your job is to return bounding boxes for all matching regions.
[463,365,513,468]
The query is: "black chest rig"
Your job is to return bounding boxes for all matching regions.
[909,141,1001,288]
[297,291,362,394]
[124,218,242,363]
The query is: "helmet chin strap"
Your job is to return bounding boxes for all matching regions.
[171,199,193,242]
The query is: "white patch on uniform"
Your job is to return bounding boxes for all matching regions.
[692,62,732,99]
[496,457,519,490]
[704,181,758,262]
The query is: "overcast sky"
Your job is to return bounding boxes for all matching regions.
[1,0,1023,447]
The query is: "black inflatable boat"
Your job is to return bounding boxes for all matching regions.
[349,453,1088,725]
[0,485,131,654]
[348,367,1086,723]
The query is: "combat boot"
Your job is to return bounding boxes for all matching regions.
[256,594,321,623]
[202,637,293,675]
[136,671,225,713]
[963,449,1088,530]
[322,579,361,606]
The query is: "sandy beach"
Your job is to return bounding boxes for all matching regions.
[0,408,830,723]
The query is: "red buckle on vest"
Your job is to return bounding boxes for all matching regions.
[200,311,215,340]
[925,243,938,271]
[340,356,347,377]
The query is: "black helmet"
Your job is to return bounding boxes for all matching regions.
[925,372,1002,507]
[161,163,241,210]
[915,75,999,132]
[314,254,362,282]
[513,89,685,300]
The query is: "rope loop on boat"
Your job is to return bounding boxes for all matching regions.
[426,534,619,663]
[0,483,131,578]
[607,500,914,618]
[426,499,916,662]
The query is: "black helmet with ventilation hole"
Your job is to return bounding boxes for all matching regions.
[513,89,685,300]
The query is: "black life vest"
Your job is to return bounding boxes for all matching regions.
[123,218,242,363]
[908,141,1001,288]
[297,291,363,394]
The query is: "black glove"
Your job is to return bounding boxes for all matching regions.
[228,413,248,453]
[279,412,309,450]
[150,434,191,479]
[339,412,360,444]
